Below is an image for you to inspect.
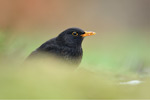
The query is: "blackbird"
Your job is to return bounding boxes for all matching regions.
[27,27,96,66]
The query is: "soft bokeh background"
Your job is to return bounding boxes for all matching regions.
[0,0,150,99]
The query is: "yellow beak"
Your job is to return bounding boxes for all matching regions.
[81,31,96,37]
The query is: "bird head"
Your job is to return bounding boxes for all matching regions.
[56,27,96,47]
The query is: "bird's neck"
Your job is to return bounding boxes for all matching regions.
[56,40,82,49]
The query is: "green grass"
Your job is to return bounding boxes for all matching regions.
[0,31,150,99]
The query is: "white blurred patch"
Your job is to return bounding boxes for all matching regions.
[120,80,143,85]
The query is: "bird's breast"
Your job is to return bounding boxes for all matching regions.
[59,47,83,65]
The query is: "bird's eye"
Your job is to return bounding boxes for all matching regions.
[72,32,78,36]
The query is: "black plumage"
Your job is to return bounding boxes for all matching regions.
[27,27,95,66]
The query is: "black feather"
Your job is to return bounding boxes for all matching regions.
[27,27,85,66]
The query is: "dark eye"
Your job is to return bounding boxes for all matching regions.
[72,32,78,36]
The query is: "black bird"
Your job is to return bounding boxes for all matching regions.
[27,27,96,66]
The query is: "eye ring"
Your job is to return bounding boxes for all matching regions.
[72,32,78,36]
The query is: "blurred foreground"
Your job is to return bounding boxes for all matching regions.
[0,59,150,99]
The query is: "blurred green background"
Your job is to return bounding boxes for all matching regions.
[0,0,150,99]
